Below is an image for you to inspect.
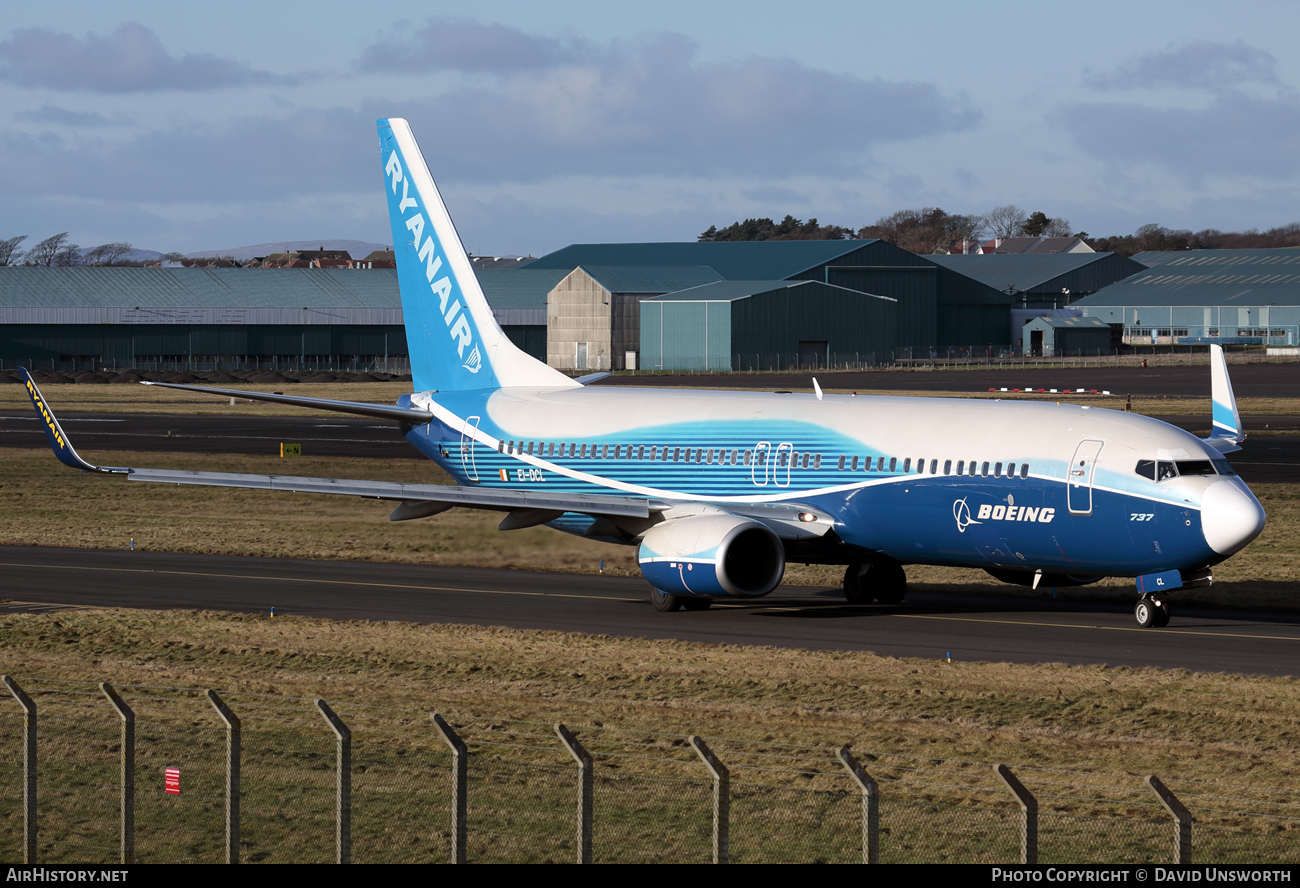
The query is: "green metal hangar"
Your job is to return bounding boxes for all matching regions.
[0,266,407,371]
[1071,248,1300,348]
[524,240,1008,370]
[639,280,897,371]
[928,252,1146,354]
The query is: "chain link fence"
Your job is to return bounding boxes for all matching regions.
[2,676,1297,864]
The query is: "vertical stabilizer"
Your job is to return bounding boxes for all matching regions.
[1209,344,1243,444]
[377,118,576,392]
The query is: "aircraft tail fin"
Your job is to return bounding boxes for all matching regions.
[1207,344,1244,453]
[377,118,576,392]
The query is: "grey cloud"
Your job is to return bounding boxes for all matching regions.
[1054,92,1300,184]
[1085,41,1279,91]
[16,105,129,127]
[0,23,297,92]
[359,18,589,73]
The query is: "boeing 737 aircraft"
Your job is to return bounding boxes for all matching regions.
[22,118,1267,629]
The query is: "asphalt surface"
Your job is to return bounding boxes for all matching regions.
[598,362,1300,398]
[1,546,1296,675]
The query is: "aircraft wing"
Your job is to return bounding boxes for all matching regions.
[139,380,433,423]
[19,368,654,521]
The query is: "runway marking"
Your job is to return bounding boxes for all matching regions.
[889,611,1300,642]
[0,600,94,612]
[0,561,639,603]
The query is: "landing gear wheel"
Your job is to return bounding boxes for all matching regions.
[843,561,908,605]
[1135,598,1158,628]
[680,597,713,611]
[1153,601,1171,628]
[650,587,682,612]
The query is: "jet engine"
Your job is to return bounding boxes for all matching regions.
[637,515,785,598]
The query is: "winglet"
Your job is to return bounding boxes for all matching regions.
[1209,344,1244,447]
[18,368,126,473]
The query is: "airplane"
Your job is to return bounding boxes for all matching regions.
[20,117,1266,629]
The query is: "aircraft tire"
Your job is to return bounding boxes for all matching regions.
[873,562,908,605]
[680,597,713,611]
[1134,598,1157,628]
[650,587,683,612]
[1153,602,1171,628]
[843,564,871,604]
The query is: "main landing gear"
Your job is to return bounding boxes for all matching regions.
[843,561,907,605]
[1134,595,1171,628]
[649,587,713,612]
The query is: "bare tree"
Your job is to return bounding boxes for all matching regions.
[82,242,135,265]
[24,232,77,266]
[1044,217,1074,237]
[0,235,26,266]
[161,252,186,265]
[983,205,1027,240]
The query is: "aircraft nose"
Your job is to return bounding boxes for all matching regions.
[1201,480,1266,556]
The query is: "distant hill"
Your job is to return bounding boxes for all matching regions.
[186,239,390,262]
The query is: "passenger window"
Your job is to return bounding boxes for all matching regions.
[888,457,897,472]
[614,445,622,459]
[696,448,704,463]
[838,455,846,471]
[956,460,963,475]
[1135,460,1156,480]
[673,447,681,462]
[744,450,753,466]
[730,449,739,465]
[1157,461,1177,481]
[1020,464,1028,479]
[601,444,609,459]
[969,461,978,476]
[851,455,858,471]
[579,443,587,458]
[707,448,715,464]
[802,453,810,469]
[662,447,671,462]
[813,454,822,470]
[507,441,516,454]
[994,462,1002,478]
[930,459,938,474]
[1007,462,1015,477]
[638,445,645,460]
[981,461,990,477]
[903,458,911,472]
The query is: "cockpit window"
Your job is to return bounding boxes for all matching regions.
[1176,460,1216,476]
[1212,458,1236,476]
[1135,460,1155,480]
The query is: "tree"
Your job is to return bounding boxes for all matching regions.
[858,207,983,254]
[161,252,186,265]
[23,231,73,265]
[82,242,135,266]
[698,215,852,242]
[983,205,1027,240]
[0,235,26,266]
[1020,211,1052,237]
[1043,217,1074,237]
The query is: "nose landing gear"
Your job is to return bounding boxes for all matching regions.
[1135,595,1170,628]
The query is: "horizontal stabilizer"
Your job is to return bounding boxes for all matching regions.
[140,381,433,423]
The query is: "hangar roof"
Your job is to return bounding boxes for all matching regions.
[1075,248,1300,307]
[524,240,881,280]
[0,265,401,308]
[645,280,897,302]
[927,253,1144,294]
[576,265,724,293]
[475,268,569,309]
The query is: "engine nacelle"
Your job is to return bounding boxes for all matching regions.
[638,515,785,598]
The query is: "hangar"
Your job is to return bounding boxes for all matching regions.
[639,280,897,371]
[1073,248,1300,347]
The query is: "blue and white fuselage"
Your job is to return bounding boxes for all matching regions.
[402,383,1262,582]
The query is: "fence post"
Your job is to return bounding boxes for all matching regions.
[1146,775,1193,864]
[3,676,36,863]
[555,724,593,864]
[100,683,135,864]
[206,690,240,864]
[690,736,729,864]
[431,714,467,864]
[994,763,1037,864]
[837,747,879,864]
[316,700,351,864]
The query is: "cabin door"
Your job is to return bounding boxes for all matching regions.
[1067,439,1104,514]
[460,416,481,482]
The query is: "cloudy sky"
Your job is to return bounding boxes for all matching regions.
[2,0,1298,255]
